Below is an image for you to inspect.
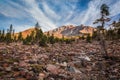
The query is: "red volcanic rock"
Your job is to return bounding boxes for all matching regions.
[38,73,46,80]
[19,61,28,67]
[3,63,9,67]
[46,64,59,74]
[13,72,20,77]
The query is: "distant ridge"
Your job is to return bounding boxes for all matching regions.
[16,25,95,38]
[45,25,95,38]
[15,28,36,38]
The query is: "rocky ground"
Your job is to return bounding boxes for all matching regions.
[0,40,120,80]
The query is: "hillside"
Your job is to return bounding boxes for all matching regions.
[0,40,119,79]
[15,28,36,38]
[18,25,95,39]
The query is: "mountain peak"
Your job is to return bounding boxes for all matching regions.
[15,25,95,38]
[45,25,95,38]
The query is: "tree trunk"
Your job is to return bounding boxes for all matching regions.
[99,30,108,57]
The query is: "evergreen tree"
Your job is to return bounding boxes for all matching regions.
[0,30,1,38]
[5,31,11,44]
[1,29,5,42]
[106,29,115,40]
[92,31,98,40]
[54,37,59,43]
[81,35,85,40]
[117,28,120,39]
[35,22,40,29]
[18,32,23,42]
[10,24,13,34]
[86,34,91,43]
[93,4,110,57]
[23,35,31,45]
[47,32,50,37]
[31,31,35,44]
[49,34,55,44]
[5,24,14,44]
[111,19,120,39]
[13,36,17,42]
[13,29,15,37]
[35,22,43,44]
[39,35,47,47]
[61,35,65,43]
[65,39,71,44]
[0,30,2,42]
[46,32,50,43]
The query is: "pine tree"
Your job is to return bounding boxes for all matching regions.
[1,29,5,42]
[0,30,1,38]
[5,31,11,44]
[18,32,23,42]
[35,22,40,29]
[35,22,43,44]
[23,35,31,45]
[117,28,120,39]
[54,37,59,43]
[10,24,13,34]
[49,34,55,44]
[92,31,98,40]
[61,35,65,43]
[13,36,17,42]
[0,30,1,42]
[65,39,72,44]
[13,29,15,38]
[5,24,14,44]
[46,32,50,43]
[106,29,114,40]
[29,31,35,44]
[86,34,91,43]
[39,35,47,47]
[93,4,110,57]
[111,19,120,39]
[81,35,85,40]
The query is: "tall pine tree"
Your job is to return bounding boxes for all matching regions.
[18,32,23,42]
[35,22,43,44]
[93,4,110,57]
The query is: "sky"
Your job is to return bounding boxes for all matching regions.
[0,0,120,32]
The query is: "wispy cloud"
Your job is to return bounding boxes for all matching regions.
[23,0,58,31]
[0,0,28,19]
[110,1,120,17]
[13,25,34,33]
[0,0,120,32]
[70,0,120,27]
[41,2,61,21]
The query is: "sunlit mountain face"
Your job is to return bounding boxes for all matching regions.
[0,0,120,32]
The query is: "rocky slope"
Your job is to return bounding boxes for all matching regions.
[0,40,120,80]
[15,28,36,38]
[17,25,95,38]
[45,25,95,38]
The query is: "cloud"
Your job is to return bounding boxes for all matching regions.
[70,0,120,27]
[0,0,29,19]
[13,25,33,33]
[41,1,61,21]
[110,1,120,17]
[0,0,120,32]
[23,0,57,31]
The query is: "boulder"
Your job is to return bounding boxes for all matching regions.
[46,64,59,74]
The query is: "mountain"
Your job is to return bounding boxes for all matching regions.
[16,25,95,38]
[45,25,95,38]
[15,28,35,38]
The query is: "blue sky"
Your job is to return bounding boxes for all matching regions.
[0,0,120,32]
